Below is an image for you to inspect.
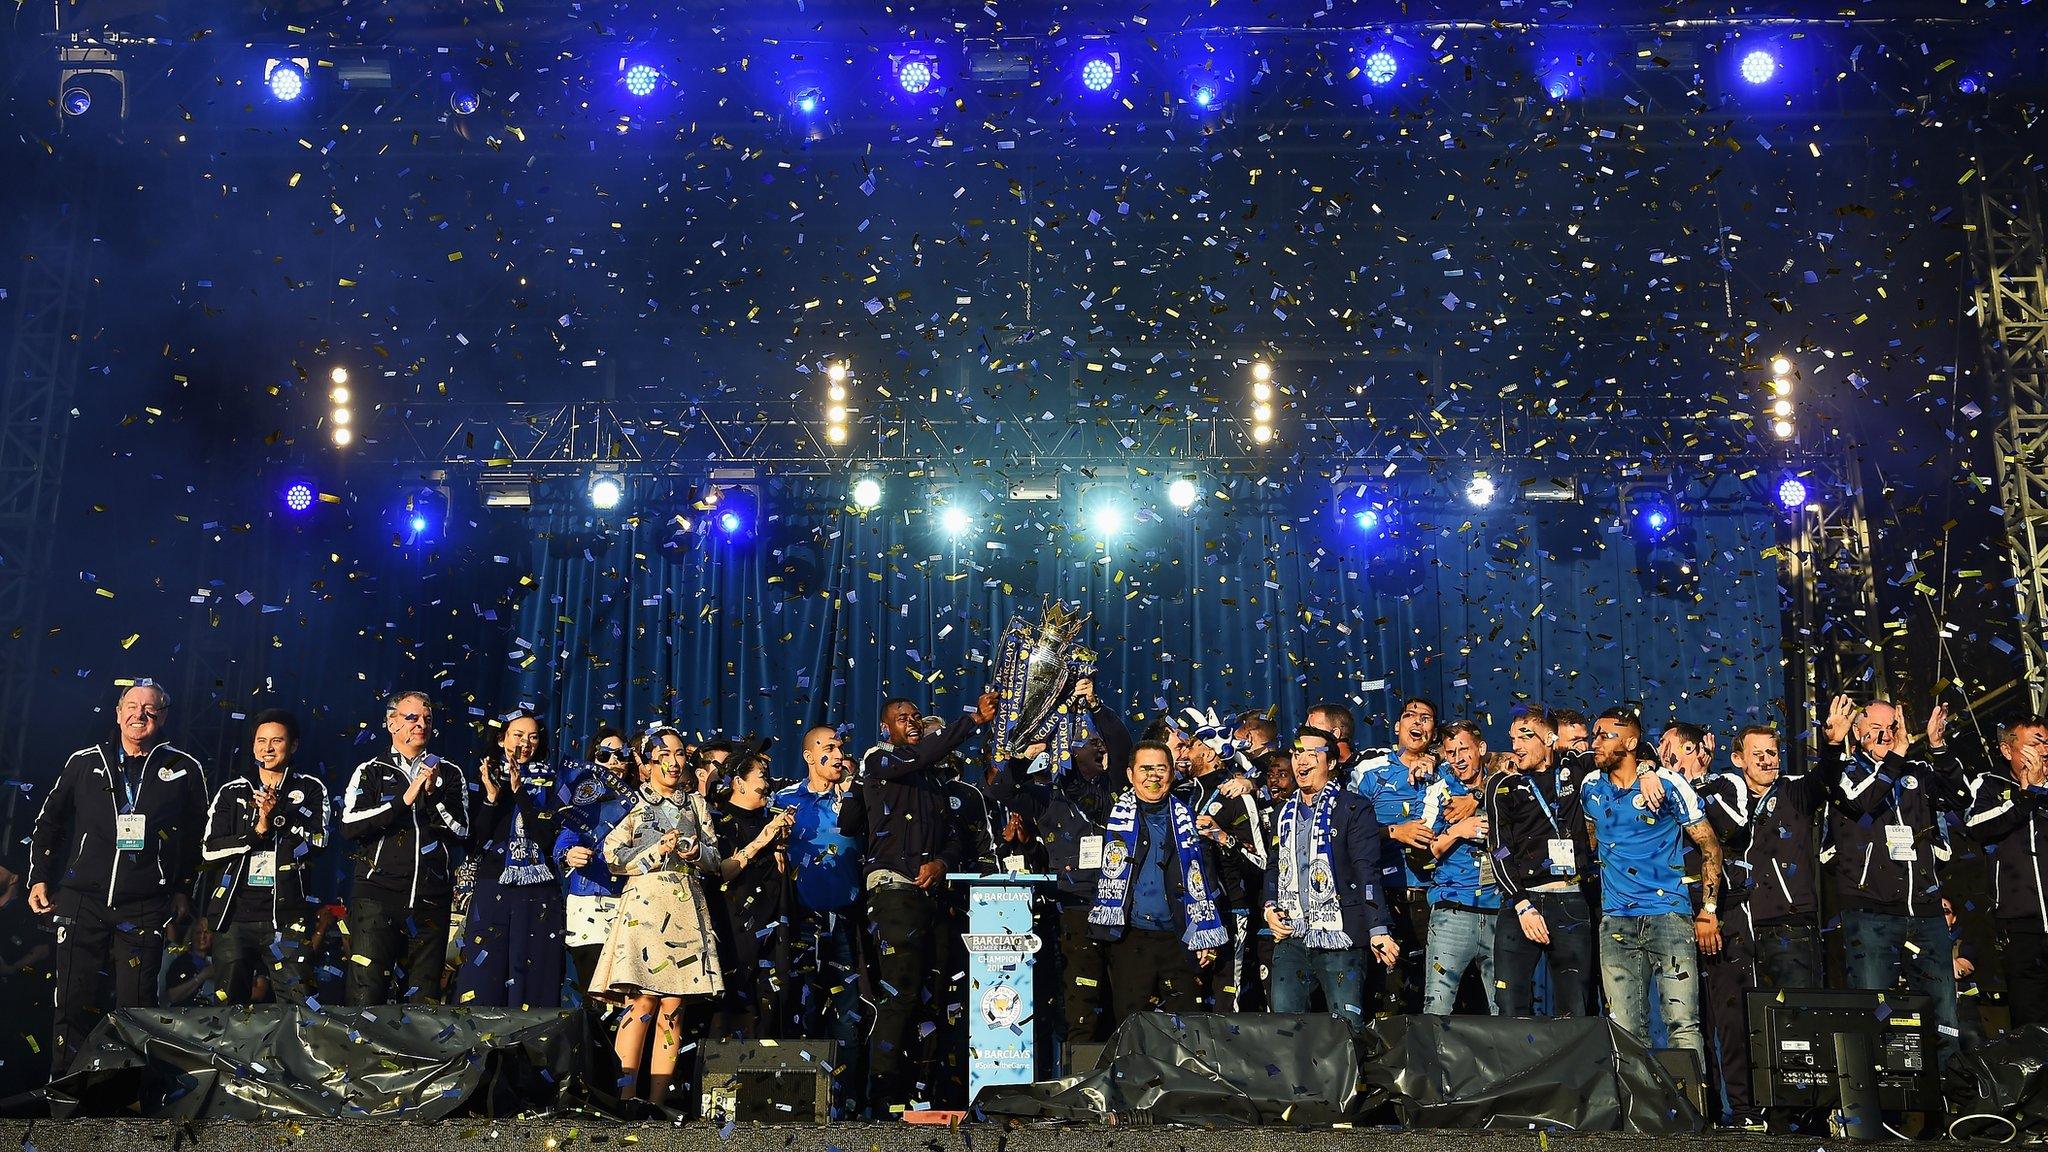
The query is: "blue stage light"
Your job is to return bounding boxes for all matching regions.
[897,59,934,94]
[623,64,660,97]
[1363,50,1398,87]
[589,476,624,511]
[62,87,92,116]
[1354,509,1381,533]
[796,88,820,114]
[409,514,429,534]
[1190,79,1218,108]
[1957,73,1985,95]
[1739,49,1777,86]
[1777,476,1809,509]
[1631,492,1678,542]
[267,62,306,102]
[719,510,742,534]
[1080,55,1116,92]
[451,88,479,116]
[283,482,315,513]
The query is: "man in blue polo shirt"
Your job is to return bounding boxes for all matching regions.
[773,724,866,1114]
[1582,707,1722,1063]
[1342,697,1442,1012]
[1419,720,1499,1015]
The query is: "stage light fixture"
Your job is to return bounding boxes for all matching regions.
[451,88,480,116]
[623,63,661,97]
[589,475,624,511]
[1545,73,1576,100]
[327,366,355,449]
[265,60,308,102]
[1465,474,1497,508]
[852,477,883,509]
[332,428,353,447]
[1739,48,1778,86]
[1249,360,1276,446]
[409,514,429,534]
[1167,477,1199,511]
[282,481,316,513]
[793,86,822,115]
[1776,476,1809,509]
[1630,491,1679,543]
[823,360,853,448]
[1079,53,1117,93]
[1958,74,1986,95]
[1772,399,1792,418]
[1363,50,1398,86]
[1354,509,1382,532]
[896,57,935,94]
[1770,377,1792,397]
[940,505,973,538]
[1771,355,1793,376]
[330,385,351,404]
[1772,419,1794,440]
[1089,503,1127,538]
[719,510,742,534]
[62,86,92,116]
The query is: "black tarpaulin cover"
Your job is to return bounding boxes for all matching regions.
[1360,1015,1703,1134]
[1944,1024,2048,1141]
[45,1006,588,1120]
[976,1012,1362,1125]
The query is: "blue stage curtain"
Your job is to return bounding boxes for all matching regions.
[509,480,1783,748]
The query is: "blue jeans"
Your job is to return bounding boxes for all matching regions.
[1423,906,1498,1016]
[1598,911,1704,1062]
[1269,937,1367,1036]
[1842,907,1962,1068]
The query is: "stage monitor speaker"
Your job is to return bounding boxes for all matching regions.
[1651,1047,1707,1118]
[1746,989,1939,1114]
[698,1039,836,1124]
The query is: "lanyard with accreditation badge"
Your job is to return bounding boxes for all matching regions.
[1526,771,1577,876]
[115,753,148,852]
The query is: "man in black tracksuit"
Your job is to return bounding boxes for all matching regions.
[1173,720,1266,1012]
[340,690,470,1006]
[1487,703,1597,1017]
[1963,714,2048,1027]
[200,709,330,1004]
[839,689,997,1113]
[1824,695,1967,1067]
[27,682,210,1073]
[985,682,1130,1060]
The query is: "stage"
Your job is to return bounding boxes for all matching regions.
[0,1120,1926,1152]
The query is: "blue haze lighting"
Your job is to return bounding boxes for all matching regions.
[1739,49,1778,86]
[1080,55,1116,92]
[267,62,306,102]
[623,64,660,97]
[1363,50,1398,86]
[896,59,934,94]
[283,482,315,513]
[1777,476,1809,509]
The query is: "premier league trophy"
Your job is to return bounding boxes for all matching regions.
[989,598,1098,776]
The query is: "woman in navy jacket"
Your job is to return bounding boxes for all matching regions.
[456,710,565,1008]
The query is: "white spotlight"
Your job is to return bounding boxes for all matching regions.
[1770,356,1793,377]
[827,362,848,383]
[1465,474,1497,507]
[941,505,973,537]
[589,475,624,511]
[1251,361,1273,382]
[1167,477,1199,510]
[1090,503,1127,537]
[852,477,883,509]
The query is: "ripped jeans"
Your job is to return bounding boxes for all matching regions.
[1598,911,1703,1062]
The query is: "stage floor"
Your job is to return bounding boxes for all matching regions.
[0,1120,1917,1152]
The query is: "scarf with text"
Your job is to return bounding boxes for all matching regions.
[1088,790,1227,951]
[1276,785,1352,949]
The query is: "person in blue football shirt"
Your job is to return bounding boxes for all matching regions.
[1581,707,1723,1064]
[1419,720,1499,1015]
[1340,697,1442,1013]
[772,725,867,1115]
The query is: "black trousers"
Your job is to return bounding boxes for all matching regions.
[345,894,451,1006]
[1107,927,1202,1023]
[864,884,943,1109]
[715,912,786,1040]
[2003,925,2048,1029]
[1701,906,1758,1118]
[1493,890,1593,1017]
[1058,903,1112,1045]
[1752,920,1823,990]
[1372,886,1431,1015]
[207,916,312,1006]
[52,896,167,1074]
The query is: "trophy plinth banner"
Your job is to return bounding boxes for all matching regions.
[991,599,1097,770]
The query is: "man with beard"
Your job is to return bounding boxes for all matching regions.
[839,689,998,1113]
[1346,698,1444,1013]
[1582,708,1719,1068]
[1088,741,1226,1021]
[1420,721,1498,1015]
[1485,703,1597,1018]
[1827,697,1966,1068]
[29,682,209,1073]
[1173,707,1266,1011]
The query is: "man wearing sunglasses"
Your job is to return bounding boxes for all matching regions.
[340,690,470,1006]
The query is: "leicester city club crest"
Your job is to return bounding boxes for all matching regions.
[1308,858,1334,898]
[1102,839,1129,879]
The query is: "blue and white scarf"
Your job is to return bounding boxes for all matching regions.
[1088,790,1228,951]
[1276,786,1352,950]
